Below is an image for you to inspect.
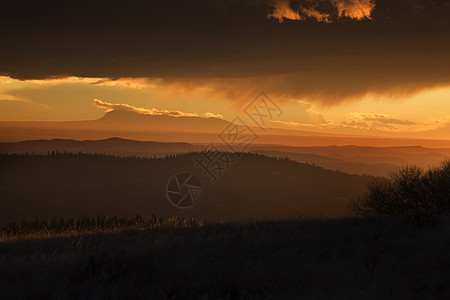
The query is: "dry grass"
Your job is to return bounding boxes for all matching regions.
[1,215,449,299]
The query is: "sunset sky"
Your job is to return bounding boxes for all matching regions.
[1,0,449,139]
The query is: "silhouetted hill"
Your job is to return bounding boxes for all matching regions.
[251,150,397,176]
[0,137,198,157]
[250,145,450,175]
[0,152,371,224]
[2,138,449,176]
[2,111,450,147]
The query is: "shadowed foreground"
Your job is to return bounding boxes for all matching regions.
[1,216,449,299]
[0,152,370,224]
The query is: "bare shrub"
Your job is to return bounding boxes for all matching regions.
[350,160,450,218]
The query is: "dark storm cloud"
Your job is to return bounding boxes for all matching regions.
[1,0,450,104]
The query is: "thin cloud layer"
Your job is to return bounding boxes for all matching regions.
[342,112,416,131]
[301,7,331,22]
[93,99,221,119]
[355,112,415,126]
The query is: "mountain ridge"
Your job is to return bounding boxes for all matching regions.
[2,111,450,147]
[1,137,449,176]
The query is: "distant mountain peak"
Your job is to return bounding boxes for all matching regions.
[100,110,151,120]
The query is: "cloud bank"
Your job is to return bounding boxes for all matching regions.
[93,99,222,119]
[1,0,449,105]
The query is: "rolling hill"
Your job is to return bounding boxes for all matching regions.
[2,137,449,176]
[0,137,198,157]
[0,152,371,225]
[2,110,450,147]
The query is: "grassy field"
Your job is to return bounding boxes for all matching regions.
[1,215,449,299]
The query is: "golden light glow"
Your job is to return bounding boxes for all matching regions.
[268,0,375,23]
[333,0,375,20]
[1,76,449,141]
[301,7,331,23]
[268,0,303,23]
[93,99,222,119]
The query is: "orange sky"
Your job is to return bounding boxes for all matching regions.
[1,1,449,142]
[1,76,449,140]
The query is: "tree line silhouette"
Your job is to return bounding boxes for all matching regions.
[0,151,371,223]
[350,160,450,220]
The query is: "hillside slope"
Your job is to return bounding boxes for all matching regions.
[2,138,449,176]
[0,153,370,224]
[0,137,198,157]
